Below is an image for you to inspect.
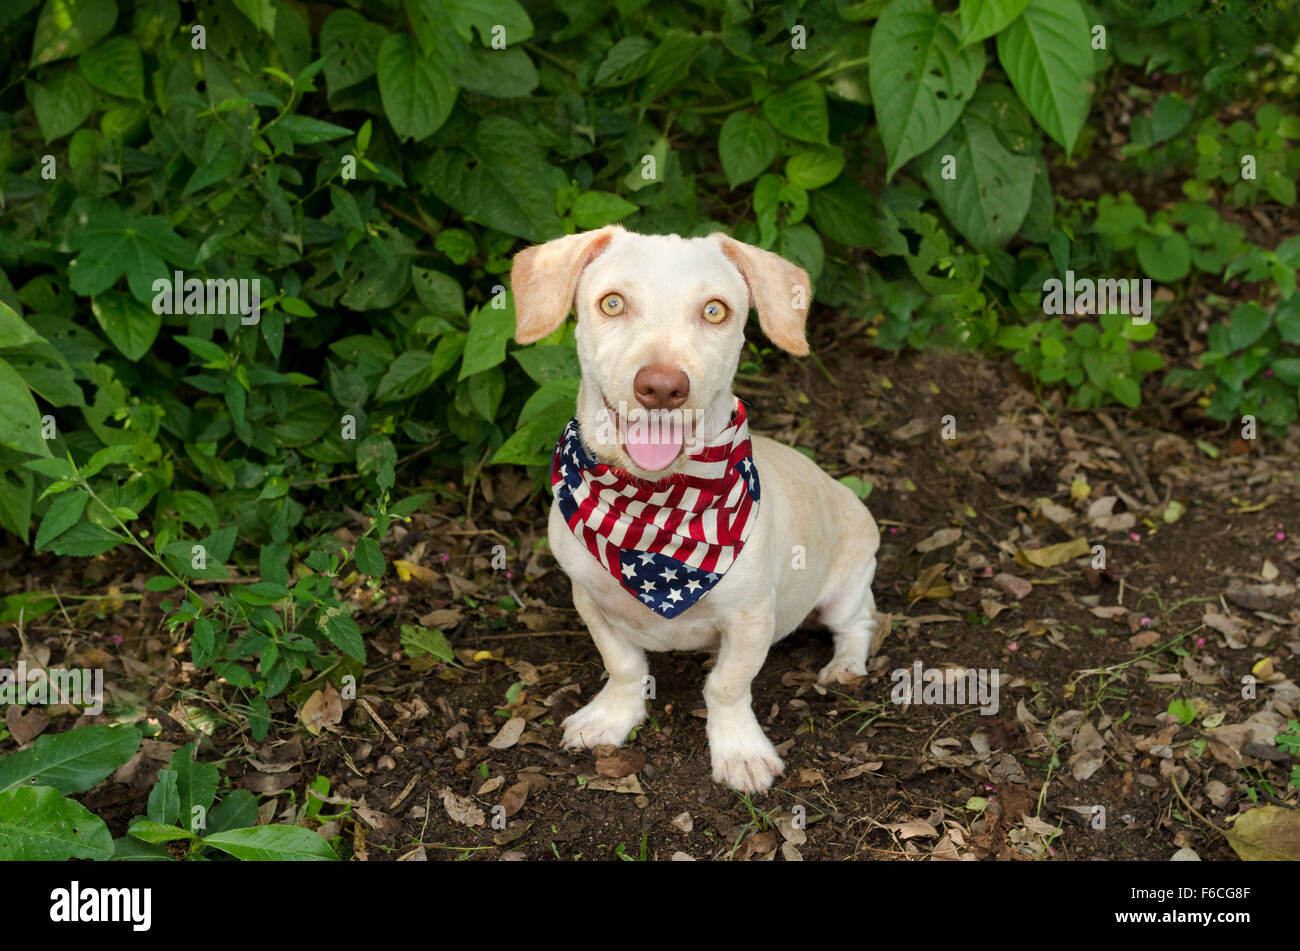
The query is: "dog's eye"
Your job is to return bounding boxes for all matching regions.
[599,293,626,316]
[702,299,729,324]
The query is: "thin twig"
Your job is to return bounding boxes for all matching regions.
[1095,411,1160,506]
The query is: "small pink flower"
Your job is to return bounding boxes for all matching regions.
[1129,532,1141,542]
[1230,281,1239,289]
[438,552,450,562]
[506,570,514,579]
[889,526,898,534]
[1276,532,1286,541]
[393,651,403,661]
[1265,369,1275,377]
[984,566,993,575]
[112,635,124,645]
[1140,616,1153,626]
[983,783,997,792]
[1008,641,1018,652]
[388,595,398,603]
[1196,637,1206,648]
[1151,72,1162,80]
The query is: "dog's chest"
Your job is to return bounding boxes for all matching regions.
[547,501,730,652]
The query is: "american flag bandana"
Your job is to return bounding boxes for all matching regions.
[550,400,760,619]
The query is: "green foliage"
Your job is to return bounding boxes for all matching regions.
[0,729,339,860]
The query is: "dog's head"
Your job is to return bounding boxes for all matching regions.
[510,226,811,478]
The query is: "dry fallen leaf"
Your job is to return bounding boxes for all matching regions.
[394,559,440,585]
[915,527,962,553]
[487,716,526,749]
[1016,537,1091,569]
[595,749,646,778]
[1228,806,1300,861]
[441,787,486,827]
[299,685,343,736]
[992,572,1032,600]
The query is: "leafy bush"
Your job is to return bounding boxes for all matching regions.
[0,0,1297,705]
[0,725,338,859]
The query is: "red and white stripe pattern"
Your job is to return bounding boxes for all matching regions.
[550,399,760,618]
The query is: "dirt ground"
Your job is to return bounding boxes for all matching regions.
[3,311,1299,861]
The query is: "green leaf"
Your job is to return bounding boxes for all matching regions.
[809,178,906,255]
[959,0,1029,46]
[230,0,276,34]
[0,724,141,794]
[594,37,655,87]
[719,112,779,188]
[443,0,534,46]
[276,116,353,145]
[1110,375,1141,407]
[512,345,580,384]
[50,520,121,556]
[412,268,466,318]
[997,0,1093,153]
[784,146,845,190]
[425,117,563,242]
[325,614,366,662]
[1227,303,1271,351]
[0,301,43,349]
[169,744,219,834]
[920,85,1037,251]
[0,356,50,456]
[1136,233,1191,283]
[68,200,197,302]
[870,0,985,178]
[460,305,516,379]
[34,488,87,551]
[400,624,455,662]
[128,820,194,844]
[570,191,639,229]
[32,0,117,66]
[0,786,113,860]
[202,824,339,861]
[375,350,438,402]
[354,537,385,577]
[761,80,829,145]
[206,791,260,835]
[377,34,457,142]
[1150,93,1193,143]
[148,768,179,825]
[91,291,161,361]
[30,72,94,142]
[453,46,539,98]
[320,10,387,93]
[79,35,144,99]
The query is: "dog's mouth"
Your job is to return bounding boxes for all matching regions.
[600,394,689,473]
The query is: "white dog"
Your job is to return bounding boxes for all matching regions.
[510,226,880,794]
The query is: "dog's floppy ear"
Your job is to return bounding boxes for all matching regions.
[510,226,622,344]
[712,234,811,356]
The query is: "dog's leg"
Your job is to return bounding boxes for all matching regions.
[817,556,878,685]
[705,604,784,794]
[561,585,649,749]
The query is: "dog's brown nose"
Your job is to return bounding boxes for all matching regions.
[634,364,690,409]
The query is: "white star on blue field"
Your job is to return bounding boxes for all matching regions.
[619,549,721,618]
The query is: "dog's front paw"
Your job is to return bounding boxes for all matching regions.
[709,720,785,795]
[561,691,645,749]
[817,658,867,686]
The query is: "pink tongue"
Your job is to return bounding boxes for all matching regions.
[625,416,684,472]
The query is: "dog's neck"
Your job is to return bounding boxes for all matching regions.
[575,382,742,484]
